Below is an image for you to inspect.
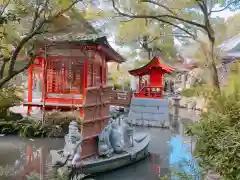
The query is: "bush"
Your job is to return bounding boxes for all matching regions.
[180,86,213,98]
[0,118,63,138]
[0,87,24,119]
[44,110,82,134]
[185,89,240,180]
[0,87,23,109]
[0,110,83,137]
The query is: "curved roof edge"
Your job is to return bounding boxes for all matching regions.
[36,36,125,63]
[129,56,174,76]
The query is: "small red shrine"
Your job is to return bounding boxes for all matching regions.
[24,36,124,158]
[129,56,173,98]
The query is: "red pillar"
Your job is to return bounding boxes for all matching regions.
[27,65,33,115]
[104,62,107,85]
[41,59,45,102]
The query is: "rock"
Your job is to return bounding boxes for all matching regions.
[205,170,221,180]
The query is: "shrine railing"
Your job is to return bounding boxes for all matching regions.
[109,90,132,107]
[134,86,163,98]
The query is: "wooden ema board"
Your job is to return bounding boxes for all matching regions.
[80,85,112,158]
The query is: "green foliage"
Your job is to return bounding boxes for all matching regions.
[44,110,82,133]
[0,86,23,120]
[185,89,240,180]
[0,117,63,137]
[0,0,83,88]
[180,86,213,98]
[0,165,69,180]
[0,109,85,137]
[0,87,23,108]
[159,159,205,180]
[0,164,16,178]
[223,71,240,94]
[160,172,199,180]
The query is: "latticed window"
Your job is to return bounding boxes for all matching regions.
[46,58,84,94]
[88,63,93,87]
[94,65,102,86]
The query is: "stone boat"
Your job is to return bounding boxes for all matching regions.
[50,121,150,176]
[80,132,150,174]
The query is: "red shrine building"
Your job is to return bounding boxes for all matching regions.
[129,56,173,98]
[24,36,124,158]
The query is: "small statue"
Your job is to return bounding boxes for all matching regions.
[98,122,114,157]
[109,122,124,153]
[122,123,134,147]
[62,121,82,167]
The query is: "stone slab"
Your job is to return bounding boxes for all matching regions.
[127,98,169,128]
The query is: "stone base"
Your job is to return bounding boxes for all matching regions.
[127,98,169,128]
[125,118,169,128]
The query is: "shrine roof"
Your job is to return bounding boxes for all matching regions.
[37,36,125,63]
[129,56,173,76]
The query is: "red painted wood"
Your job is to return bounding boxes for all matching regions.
[129,56,173,76]
[149,68,163,87]
[41,58,45,102]
[83,60,88,100]
[104,63,107,85]
[26,42,120,158]
[139,76,142,91]
[27,65,33,115]
[129,56,173,99]
[134,86,163,99]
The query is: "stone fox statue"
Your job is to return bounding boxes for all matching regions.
[110,122,124,153]
[55,121,82,168]
[98,122,114,157]
[98,120,127,156]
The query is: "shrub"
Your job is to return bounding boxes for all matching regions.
[0,87,23,119]
[185,89,240,180]
[44,110,82,134]
[0,118,63,138]
[180,86,213,98]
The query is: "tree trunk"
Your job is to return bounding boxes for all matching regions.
[210,41,221,92]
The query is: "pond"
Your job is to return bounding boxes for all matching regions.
[0,113,199,180]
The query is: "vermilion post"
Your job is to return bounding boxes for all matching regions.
[104,63,107,85]
[41,58,45,102]
[27,65,33,115]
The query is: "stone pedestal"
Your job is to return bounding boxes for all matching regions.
[126,98,169,127]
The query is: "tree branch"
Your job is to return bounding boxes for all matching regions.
[0,59,8,78]
[0,0,11,16]
[30,1,42,32]
[140,0,177,15]
[8,0,83,75]
[197,0,215,43]
[111,0,206,34]
[210,0,239,14]
[0,53,36,88]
